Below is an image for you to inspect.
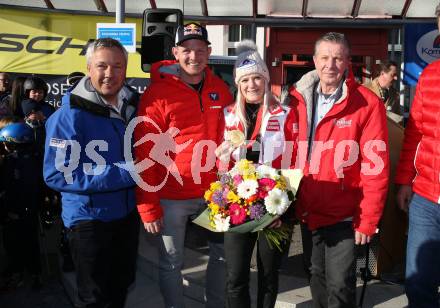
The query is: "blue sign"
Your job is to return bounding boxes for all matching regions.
[96,23,136,53]
[403,23,439,86]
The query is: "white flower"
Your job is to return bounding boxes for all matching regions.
[237,179,259,199]
[256,164,279,180]
[280,169,303,193]
[264,188,290,215]
[214,214,230,232]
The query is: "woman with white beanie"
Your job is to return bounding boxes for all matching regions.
[216,40,299,308]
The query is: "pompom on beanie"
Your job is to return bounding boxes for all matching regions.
[233,40,270,85]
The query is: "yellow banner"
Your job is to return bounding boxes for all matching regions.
[0,8,148,78]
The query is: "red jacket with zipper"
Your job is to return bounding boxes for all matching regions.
[288,70,389,236]
[135,60,233,223]
[395,60,440,204]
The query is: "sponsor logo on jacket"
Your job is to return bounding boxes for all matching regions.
[292,123,299,133]
[266,119,280,132]
[209,92,219,101]
[334,118,352,128]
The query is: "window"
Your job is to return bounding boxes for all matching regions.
[227,24,253,55]
[228,25,240,42]
[228,48,236,56]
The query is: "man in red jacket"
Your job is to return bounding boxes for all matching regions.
[134,23,232,308]
[288,32,389,307]
[395,3,440,306]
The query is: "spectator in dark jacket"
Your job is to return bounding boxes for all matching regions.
[0,72,12,119]
[0,122,42,290]
[9,77,26,118]
[22,76,55,124]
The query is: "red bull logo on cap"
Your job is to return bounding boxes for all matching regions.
[184,23,202,36]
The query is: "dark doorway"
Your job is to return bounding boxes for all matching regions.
[284,65,314,85]
[280,65,314,104]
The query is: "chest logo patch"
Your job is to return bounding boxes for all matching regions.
[292,123,299,133]
[49,138,67,149]
[266,119,281,132]
[209,92,219,101]
[334,118,352,128]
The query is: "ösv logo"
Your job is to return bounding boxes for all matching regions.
[416,29,440,64]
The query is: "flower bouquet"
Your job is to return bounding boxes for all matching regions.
[192,159,303,251]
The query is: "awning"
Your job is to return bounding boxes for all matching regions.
[0,0,438,23]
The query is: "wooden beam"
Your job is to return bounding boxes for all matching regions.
[201,0,208,16]
[43,0,55,9]
[252,0,258,18]
[401,0,412,18]
[149,0,157,9]
[93,0,108,13]
[301,0,308,18]
[351,0,362,18]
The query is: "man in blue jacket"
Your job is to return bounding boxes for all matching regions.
[43,38,139,308]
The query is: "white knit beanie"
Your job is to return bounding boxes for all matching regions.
[234,40,270,85]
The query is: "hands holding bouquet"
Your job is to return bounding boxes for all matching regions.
[193,158,303,251]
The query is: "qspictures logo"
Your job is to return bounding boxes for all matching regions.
[49,117,388,192]
[416,30,440,63]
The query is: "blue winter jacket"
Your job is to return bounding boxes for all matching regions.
[43,77,138,227]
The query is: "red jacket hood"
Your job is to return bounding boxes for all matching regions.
[150,60,178,82]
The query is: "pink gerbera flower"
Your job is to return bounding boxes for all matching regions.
[229,203,247,225]
[233,174,243,186]
[257,178,277,198]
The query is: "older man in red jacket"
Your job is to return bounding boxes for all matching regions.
[395,3,440,307]
[288,32,389,307]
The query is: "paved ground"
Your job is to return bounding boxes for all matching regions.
[0,222,410,308]
[0,275,73,308]
[0,221,72,308]
[0,249,73,308]
[139,223,409,308]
